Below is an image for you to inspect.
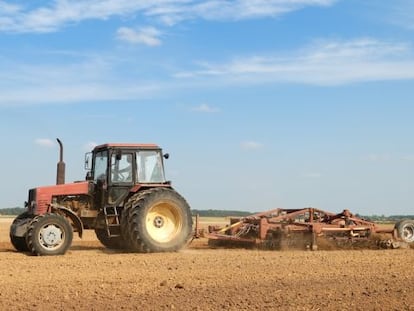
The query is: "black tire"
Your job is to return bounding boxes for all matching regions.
[95,228,124,249]
[26,213,73,256]
[120,203,134,248]
[395,220,414,243]
[123,188,192,253]
[9,212,32,252]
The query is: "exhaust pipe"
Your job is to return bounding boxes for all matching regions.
[56,138,65,185]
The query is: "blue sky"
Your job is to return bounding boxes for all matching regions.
[1,0,414,215]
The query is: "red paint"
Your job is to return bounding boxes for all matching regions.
[35,182,90,214]
[94,143,159,149]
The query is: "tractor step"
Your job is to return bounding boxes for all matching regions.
[103,206,121,237]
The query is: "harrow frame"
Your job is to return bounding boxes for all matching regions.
[204,208,410,249]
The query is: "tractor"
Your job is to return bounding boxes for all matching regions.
[10,139,193,256]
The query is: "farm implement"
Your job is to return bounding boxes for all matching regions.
[205,207,414,250]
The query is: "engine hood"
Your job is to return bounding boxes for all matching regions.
[30,181,91,214]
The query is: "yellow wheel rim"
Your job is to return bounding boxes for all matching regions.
[146,201,182,243]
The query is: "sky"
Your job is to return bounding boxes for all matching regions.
[1,0,414,215]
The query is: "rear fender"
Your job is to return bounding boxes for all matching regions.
[10,217,32,237]
[50,205,84,238]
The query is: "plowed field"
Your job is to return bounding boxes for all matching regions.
[1,217,413,310]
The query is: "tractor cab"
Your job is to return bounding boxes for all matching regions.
[85,143,170,206]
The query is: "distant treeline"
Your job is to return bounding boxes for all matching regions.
[358,214,414,222]
[0,207,253,217]
[1,207,413,221]
[0,207,25,215]
[191,209,253,217]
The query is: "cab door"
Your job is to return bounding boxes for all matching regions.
[108,152,134,204]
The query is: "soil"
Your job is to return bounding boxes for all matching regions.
[1,218,413,310]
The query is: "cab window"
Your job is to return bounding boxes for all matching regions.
[93,151,108,182]
[111,153,133,183]
[136,151,165,183]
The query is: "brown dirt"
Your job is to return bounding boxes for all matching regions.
[1,217,413,310]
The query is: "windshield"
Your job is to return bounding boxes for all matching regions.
[93,150,108,182]
[137,150,165,183]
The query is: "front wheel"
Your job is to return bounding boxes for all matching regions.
[123,188,193,253]
[9,212,32,252]
[26,213,73,256]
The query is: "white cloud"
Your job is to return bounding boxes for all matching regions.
[0,1,20,14]
[191,104,220,113]
[0,0,337,33]
[147,0,337,25]
[3,38,414,105]
[0,83,162,106]
[0,52,163,105]
[35,138,55,147]
[241,141,263,150]
[116,26,162,46]
[174,38,414,85]
[387,0,414,30]
[84,141,98,151]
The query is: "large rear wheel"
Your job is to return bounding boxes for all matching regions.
[26,213,73,256]
[95,228,124,249]
[122,188,192,253]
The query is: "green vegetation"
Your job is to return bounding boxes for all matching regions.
[358,214,414,222]
[1,207,412,221]
[0,207,25,216]
[191,209,252,217]
[192,210,414,221]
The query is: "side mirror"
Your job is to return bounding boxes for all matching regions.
[116,150,122,161]
[163,153,170,159]
[84,152,92,170]
[85,171,93,181]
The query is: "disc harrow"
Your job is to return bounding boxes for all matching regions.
[204,207,414,250]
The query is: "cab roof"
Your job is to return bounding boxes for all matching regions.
[93,143,160,150]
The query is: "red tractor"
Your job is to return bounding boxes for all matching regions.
[10,139,193,256]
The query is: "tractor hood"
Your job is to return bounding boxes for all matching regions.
[28,181,91,215]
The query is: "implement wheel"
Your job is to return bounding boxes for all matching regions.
[122,188,192,253]
[395,220,414,243]
[26,213,73,256]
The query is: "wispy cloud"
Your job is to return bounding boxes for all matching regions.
[401,155,414,161]
[362,154,414,162]
[148,0,337,25]
[84,141,98,151]
[116,27,162,46]
[3,37,414,105]
[0,52,163,105]
[241,141,263,150]
[174,38,414,86]
[387,0,414,30]
[0,83,162,106]
[34,138,55,147]
[191,104,220,113]
[363,154,391,162]
[0,0,337,33]
[0,1,20,14]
